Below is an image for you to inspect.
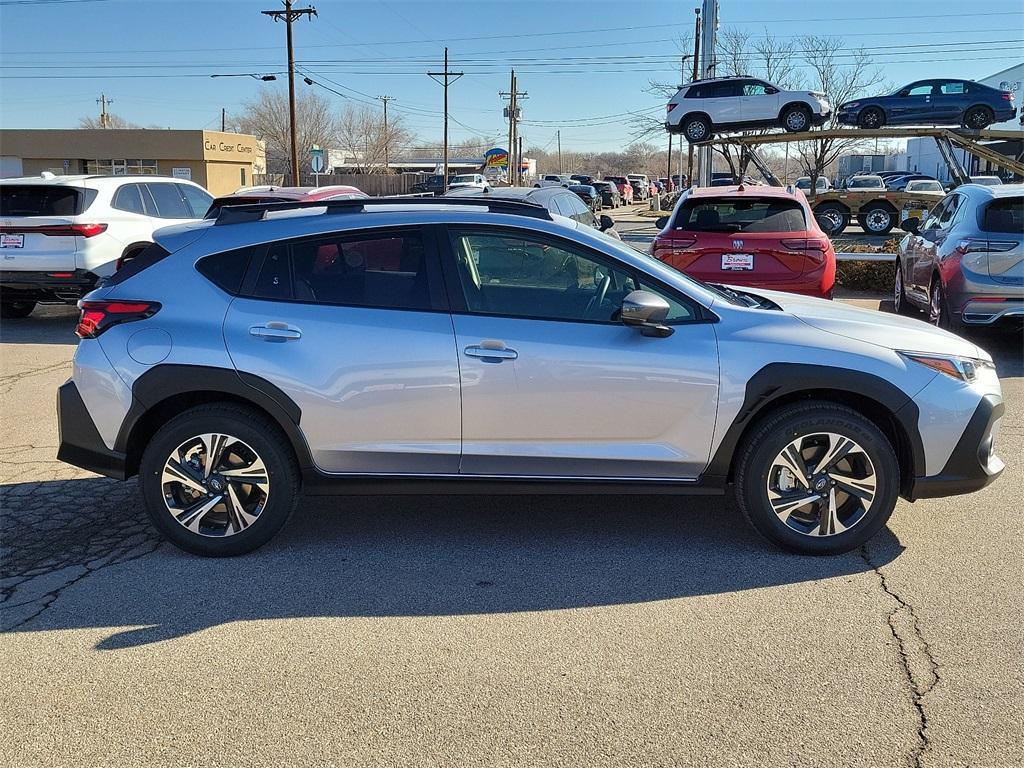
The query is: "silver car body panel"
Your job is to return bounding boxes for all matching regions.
[70,202,1003,486]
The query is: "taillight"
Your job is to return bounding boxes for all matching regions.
[1001,92,1013,101]
[781,237,829,263]
[75,300,160,339]
[667,103,678,112]
[0,223,107,238]
[956,238,1018,254]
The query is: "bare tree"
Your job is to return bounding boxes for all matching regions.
[334,105,412,174]
[792,35,884,190]
[236,88,338,177]
[78,113,140,129]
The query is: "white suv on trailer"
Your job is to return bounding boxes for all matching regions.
[666,76,831,143]
[0,173,212,317]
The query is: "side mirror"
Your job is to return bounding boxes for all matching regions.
[655,216,670,230]
[900,217,920,234]
[599,214,615,231]
[620,290,674,338]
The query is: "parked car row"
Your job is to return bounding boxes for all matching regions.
[666,75,1017,142]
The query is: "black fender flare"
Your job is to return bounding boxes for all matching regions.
[114,364,314,475]
[703,363,925,486]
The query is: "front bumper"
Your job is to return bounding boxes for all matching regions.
[836,110,857,126]
[908,394,1004,500]
[1,269,99,304]
[56,380,127,480]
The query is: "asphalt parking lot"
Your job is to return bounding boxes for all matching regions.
[2,295,1021,767]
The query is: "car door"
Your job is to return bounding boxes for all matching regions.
[222,225,462,474]
[707,80,743,125]
[892,81,937,124]
[738,79,779,123]
[933,81,969,124]
[912,194,961,291]
[441,225,720,479]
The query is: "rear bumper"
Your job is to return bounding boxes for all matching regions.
[1,269,99,304]
[56,380,127,480]
[908,394,1004,500]
[811,110,830,126]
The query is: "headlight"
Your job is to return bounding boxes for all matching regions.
[899,351,995,382]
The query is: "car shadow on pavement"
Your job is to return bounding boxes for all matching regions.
[1,477,903,649]
[0,307,80,346]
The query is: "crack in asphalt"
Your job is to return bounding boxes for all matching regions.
[861,543,940,768]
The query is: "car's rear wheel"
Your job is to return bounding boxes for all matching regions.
[929,276,962,332]
[781,105,811,132]
[858,107,885,129]
[139,403,300,557]
[734,402,899,555]
[963,105,994,129]
[860,204,896,234]
[893,260,914,315]
[683,114,713,143]
[0,300,36,319]
[814,203,849,236]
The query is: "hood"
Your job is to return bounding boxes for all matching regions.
[739,287,989,361]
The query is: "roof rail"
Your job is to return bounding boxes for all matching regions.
[214,195,554,225]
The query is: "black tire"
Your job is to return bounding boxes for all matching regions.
[814,203,849,236]
[860,204,896,235]
[0,300,36,319]
[893,259,914,315]
[734,401,900,555]
[963,105,993,130]
[858,107,885,129]
[139,403,300,557]
[928,276,962,333]
[781,104,811,132]
[683,114,713,143]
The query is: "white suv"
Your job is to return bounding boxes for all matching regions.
[0,174,212,317]
[534,174,574,188]
[666,77,831,143]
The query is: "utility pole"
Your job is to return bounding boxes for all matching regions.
[221,107,226,132]
[697,0,718,187]
[500,70,527,184]
[687,7,701,187]
[96,94,112,128]
[557,130,562,174]
[377,95,395,171]
[261,0,317,186]
[667,133,672,189]
[428,47,464,193]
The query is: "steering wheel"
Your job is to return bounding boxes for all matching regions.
[584,274,612,319]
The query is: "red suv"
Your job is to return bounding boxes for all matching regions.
[603,176,634,205]
[651,185,835,298]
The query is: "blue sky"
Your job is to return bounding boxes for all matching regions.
[1,0,1021,152]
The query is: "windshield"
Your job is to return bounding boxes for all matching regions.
[671,197,806,232]
[451,175,477,183]
[848,177,882,188]
[905,181,943,193]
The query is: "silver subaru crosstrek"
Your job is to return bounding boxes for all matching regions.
[56,197,1005,557]
[895,183,1023,329]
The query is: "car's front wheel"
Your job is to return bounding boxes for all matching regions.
[0,300,36,319]
[139,403,300,557]
[781,105,811,132]
[858,107,885,129]
[735,402,900,555]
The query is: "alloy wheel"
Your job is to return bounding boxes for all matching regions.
[161,433,270,537]
[894,264,905,312]
[765,432,877,537]
[929,281,943,326]
[785,109,808,131]
[686,120,707,141]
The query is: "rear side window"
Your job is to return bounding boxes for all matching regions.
[144,183,190,218]
[981,198,1023,233]
[197,247,253,294]
[112,184,146,215]
[178,184,213,218]
[672,197,806,232]
[684,85,706,99]
[252,231,437,311]
[0,185,95,216]
[103,243,171,287]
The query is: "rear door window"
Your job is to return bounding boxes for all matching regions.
[0,185,93,216]
[143,183,190,218]
[671,197,806,232]
[112,184,146,215]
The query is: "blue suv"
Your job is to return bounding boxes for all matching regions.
[838,79,1016,130]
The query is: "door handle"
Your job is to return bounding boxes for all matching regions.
[249,323,301,341]
[464,343,518,361]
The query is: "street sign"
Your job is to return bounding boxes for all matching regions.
[310,146,325,174]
